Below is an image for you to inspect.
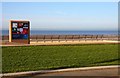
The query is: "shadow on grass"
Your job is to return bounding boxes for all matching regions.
[2,58,119,78]
[47,58,119,71]
[93,58,120,65]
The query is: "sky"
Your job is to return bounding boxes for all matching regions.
[2,2,118,31]
[1,0,119,2]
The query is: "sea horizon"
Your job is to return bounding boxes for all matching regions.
[2,30,118,35]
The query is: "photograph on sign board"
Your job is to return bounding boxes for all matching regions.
[12,22,29,39]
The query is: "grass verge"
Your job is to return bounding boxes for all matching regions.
[2,44,119,73]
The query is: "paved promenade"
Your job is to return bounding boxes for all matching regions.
[2,66,120,78]
[1,40,119,46]
[36,67,119,76]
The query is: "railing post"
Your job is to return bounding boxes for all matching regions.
[2,35,3,42]
[79,35,80,42]
[58,35,60,42]
[85,35,87,41]
[91,35,93,41]
[72,35,74,42]
[36,35,38,43]
[101,35,103,41]
[44,35,45,43]
[65,35,67,42]
[96,35,98,41]
[51,35,53,42]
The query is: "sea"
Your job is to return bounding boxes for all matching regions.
[2,30,118,35]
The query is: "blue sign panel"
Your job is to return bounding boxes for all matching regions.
[12,22,29,39]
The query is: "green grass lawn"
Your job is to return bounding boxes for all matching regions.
[2,44,119,73]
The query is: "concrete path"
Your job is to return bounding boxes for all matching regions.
[1,40,119,46]
[35,67,119,76]
[2,66,120,78]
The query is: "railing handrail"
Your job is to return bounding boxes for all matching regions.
[1,35,119,42]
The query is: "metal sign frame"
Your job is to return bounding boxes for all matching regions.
[9,20,30,44]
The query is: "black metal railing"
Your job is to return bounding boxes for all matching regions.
[2,35,118,42]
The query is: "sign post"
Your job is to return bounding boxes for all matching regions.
[9,20,30,44]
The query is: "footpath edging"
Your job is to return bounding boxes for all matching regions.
[1,65,119,77]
